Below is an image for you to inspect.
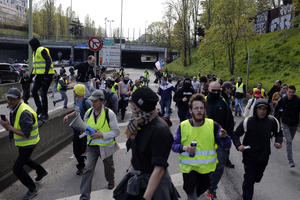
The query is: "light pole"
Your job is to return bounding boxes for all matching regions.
[104,17,107,37]
[28,0,33,73]
[120,0,123,67]
[108,20,114,37]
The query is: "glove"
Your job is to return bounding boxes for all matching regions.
[85,126,95,135]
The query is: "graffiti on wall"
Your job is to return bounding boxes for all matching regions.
[255,11,268,34]
[270,4,295,32]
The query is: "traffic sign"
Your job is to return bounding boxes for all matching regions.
[88,37,103,51]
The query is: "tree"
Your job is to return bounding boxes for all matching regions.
[147,22,168,46]
[292,0,300,26]
[190,0,201,47]
[205,0,257,75]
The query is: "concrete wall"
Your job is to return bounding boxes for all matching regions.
[0,109,73,191]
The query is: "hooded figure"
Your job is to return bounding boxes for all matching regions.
[232,99,282,200]
[29,37,41,52]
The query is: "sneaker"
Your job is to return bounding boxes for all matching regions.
[107,181,115,190]
[290,162,295,168]
[23,189,38,200]
[35,171,48,182]
[53,101,56,107]
[38,114,49,121]
[206,192,217,200]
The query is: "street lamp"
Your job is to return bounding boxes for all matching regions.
[120,0,123,67]
[104,17,108,37]
[28,0,33,73]
[108,20,114,37]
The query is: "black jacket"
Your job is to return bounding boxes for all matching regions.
[233,99,283,164]
[74,62,95,82]
[173,85,194,110]
[206,93,234,135]
[267,85,280,103]
[274,95,300,126]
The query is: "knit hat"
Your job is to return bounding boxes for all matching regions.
[131,86,159,112]
[89,90,105,101]
[74,84,85,97]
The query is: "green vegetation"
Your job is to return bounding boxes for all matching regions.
[166,28,300,94]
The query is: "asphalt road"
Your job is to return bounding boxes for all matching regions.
[0,68,300,200]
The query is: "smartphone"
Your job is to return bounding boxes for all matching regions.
[1,115,6,121]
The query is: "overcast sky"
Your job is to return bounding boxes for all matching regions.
[54,0,166,39]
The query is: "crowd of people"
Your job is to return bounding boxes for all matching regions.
[0,37,299,200]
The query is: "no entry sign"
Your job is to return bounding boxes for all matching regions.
[88,37,103,51]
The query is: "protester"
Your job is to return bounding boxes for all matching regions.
[118,75,131,121]
[20,71,31,104]
[63,84,92,175]
[244,89,262,118]
[114,87,178,200]
[232,99,282,200]
[205,82,234,199]
[29,37,54,120]
[174,77,195,122]
[157,76,176,119]
[104,77,119,115]
[0,88,48,200]
[191,76,200,93]
[143,69,150,86]
[53,73,69,109]
[234,77,246,116]
[274,85,300,168]
[250,82,266,99]
[80,90,120,200]
[74,55,96,97]
[172,94,230,200]
[51,70,60,98]
[267,80,281,103]
[271,84,287,106]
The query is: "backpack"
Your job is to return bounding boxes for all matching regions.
[243,115,280,137]
[103,90,115,112]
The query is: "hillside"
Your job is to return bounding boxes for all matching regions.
[166,28,300,94]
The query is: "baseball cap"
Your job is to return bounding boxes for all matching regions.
[254,89,262,98]
[6,88,21,99]
[74,84,85,97]
[88,90,105,101]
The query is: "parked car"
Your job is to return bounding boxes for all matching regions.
[0,63,20,84]
[10,63,29,76]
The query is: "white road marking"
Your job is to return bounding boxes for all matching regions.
[55,173,183,200]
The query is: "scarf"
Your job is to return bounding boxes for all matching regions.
[124,106,158,139]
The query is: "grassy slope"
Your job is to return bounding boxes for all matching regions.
[166,28,300,94]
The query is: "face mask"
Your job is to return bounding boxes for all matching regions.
[209,92,220,100]
[123,80,129,84]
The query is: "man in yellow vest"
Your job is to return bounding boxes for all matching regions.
[29,37,55,120]
[53,73,69,109]
[250,82,266,99]
[80,90,120,200]
[234,77,246,116]
[143,69,150,86]
[172,93,229,200]
[0,88,47,200]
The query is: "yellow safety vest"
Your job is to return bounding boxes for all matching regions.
[179,118,217,174]
[140,81,145,87]
[252,88,265,98]
[86,108,115,146]
[132,85,141,93]
[13,103,39,147]
[32,46,55,74]
[236,83,244,94]
[143,72,150,80]
[111,82,118,94]
[163,72,168,77]
[57,77,68,91]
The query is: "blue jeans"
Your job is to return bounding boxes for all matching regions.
[235,98,243,114]
[53,90,68,108]
[208,147,227,194]
[160,99,171,119]
[52,81,58,97]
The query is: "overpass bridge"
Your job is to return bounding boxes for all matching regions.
[0,36,174,68]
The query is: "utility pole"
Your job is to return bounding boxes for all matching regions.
[120,0,123,67]
[104,17,107,37]
[246,48,251,92]
[28,0,33,73]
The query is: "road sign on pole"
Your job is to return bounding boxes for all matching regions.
[88,37,103,52]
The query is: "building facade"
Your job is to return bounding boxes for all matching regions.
[0,0,27,24]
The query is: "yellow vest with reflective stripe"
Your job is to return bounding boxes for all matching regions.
[179,118,217,174]
[57,77,68,91]
[14,103,39,147]
[143,72,150,80]
[86,108,115,146]
[236,83,244,93]
[132,85,141,92]
[32,46,55,74]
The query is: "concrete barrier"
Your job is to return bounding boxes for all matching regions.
[0,108,74,192]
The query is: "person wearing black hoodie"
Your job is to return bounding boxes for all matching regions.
[29,37,54,120]
[232,99,283,200]
[174,78,195,122]
[274,85,300,168]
